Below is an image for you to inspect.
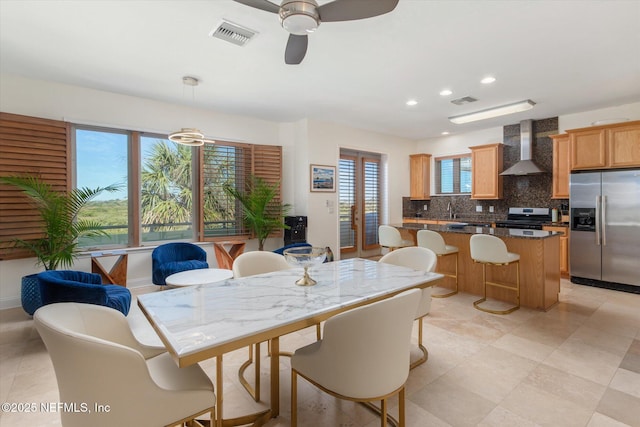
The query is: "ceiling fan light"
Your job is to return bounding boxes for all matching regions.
[280,1,320,35]
[448,100,535,124]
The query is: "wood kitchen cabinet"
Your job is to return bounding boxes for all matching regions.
[410,153,431,200]
[550,133,570,199]
[543,225,569,276]
[569,121,640,170]
[470,143,503,199]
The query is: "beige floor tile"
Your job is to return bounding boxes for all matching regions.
[609,368,640,399]
[523,363,606,410]
[587,412,634,427]
[568,325,635,357]
[491,333,557,362]
[501,383,594,427]
[440,345,538,404]
[408,375,496,427]
[478,406,542,427]
[596,388,640,427]
[543,339,623,386]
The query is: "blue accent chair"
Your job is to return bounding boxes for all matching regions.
[152,242,209,286]
[37,270,132,316]
[272,242,312,255]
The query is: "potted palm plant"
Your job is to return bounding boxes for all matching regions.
[0,175,119,314]
[224,175,291,251]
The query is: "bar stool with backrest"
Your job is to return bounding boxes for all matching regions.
[469,234,520,314]
[416,229,459,298]
[378,225,414,251]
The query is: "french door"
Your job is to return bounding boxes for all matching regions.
[339,150,381,258]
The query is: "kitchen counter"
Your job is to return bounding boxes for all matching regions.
[397,222,561,239]
[392,223,561,311]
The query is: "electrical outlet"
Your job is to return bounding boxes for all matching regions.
[489,206,494,213]
[476,205,483,212]
[423,204,428,211]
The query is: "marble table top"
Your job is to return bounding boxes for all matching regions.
[165,268,233,287]
[138,258,442,365]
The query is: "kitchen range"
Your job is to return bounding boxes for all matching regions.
[570,169,640,293]
[495,207,553,230]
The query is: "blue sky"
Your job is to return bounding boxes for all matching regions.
[76,129,128,201]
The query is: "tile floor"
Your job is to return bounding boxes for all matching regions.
[1,279,639,427]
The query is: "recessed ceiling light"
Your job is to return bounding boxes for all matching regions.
[481,76,496,84]
[439,89,453,96]
[441,131,450,135]
[406,99,418,106]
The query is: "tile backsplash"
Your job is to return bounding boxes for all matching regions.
[404,117,569,221]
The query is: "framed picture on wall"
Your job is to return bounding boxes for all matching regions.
[310,164,336,192]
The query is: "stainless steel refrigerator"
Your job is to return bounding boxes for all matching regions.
[570,169,640,292]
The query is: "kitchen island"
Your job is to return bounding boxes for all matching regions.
[393,223,561,311]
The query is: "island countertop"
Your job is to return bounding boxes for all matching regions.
[394,223,561,239]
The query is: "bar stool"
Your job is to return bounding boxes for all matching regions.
[469,234,520,314]
[416,229,459,298]
[378,225,414,251]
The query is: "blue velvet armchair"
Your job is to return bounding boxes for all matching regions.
[151,242,209,286]
[37,270,132,316]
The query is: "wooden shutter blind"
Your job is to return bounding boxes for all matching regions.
[0,112,69,260]
[253,144,284,238]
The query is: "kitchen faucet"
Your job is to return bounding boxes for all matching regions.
[447,202,453,219]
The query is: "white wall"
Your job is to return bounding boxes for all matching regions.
[305,120,416,253]
[558,102,640,132]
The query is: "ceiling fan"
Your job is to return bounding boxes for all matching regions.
[233,0,399,64]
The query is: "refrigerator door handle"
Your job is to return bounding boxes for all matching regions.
[601,195,607,246]
[595,195,601,245]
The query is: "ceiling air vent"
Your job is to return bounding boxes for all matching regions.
[209,20,257,46]
[451,96,478,106]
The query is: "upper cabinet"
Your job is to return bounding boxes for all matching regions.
[470,143,503,199]
[569,121,640,170]
[550,133,570,199]
[410,153,431,200]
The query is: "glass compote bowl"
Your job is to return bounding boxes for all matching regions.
[283,246,327,286]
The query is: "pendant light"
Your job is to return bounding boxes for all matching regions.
[168,77,216,146]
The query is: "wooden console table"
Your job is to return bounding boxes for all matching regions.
[91,251,128,287]
[213,241,246,270]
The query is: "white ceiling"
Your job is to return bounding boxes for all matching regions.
[1,0,639,140]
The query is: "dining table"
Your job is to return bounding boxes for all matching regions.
[137,257,443,427]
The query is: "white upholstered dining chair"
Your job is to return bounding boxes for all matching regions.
[34,302,215,427]
[378,246,437,368]
[232,250,298,401]
[291,289,421,427]
[378,225,414,251]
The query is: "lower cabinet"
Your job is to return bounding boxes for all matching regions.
[543,225,569,276]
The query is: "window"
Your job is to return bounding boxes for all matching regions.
[202,142,251,238]
[435,155,471,194]
[2,116,283,258]
[75,127,129,247]
[140,135,194,242]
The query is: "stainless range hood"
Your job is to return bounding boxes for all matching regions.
[500,120,545,176]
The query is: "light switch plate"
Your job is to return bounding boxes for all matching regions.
[489,206,494,213]
[476,205,483,212]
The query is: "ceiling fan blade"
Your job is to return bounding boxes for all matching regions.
[285,34,308,65]
[318,0,399,22]
[232,0,280,14]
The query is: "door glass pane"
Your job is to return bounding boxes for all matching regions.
[339,157,356,250]
[75,128,129,247]
[363,159,380,248]
[140,136,193,241]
